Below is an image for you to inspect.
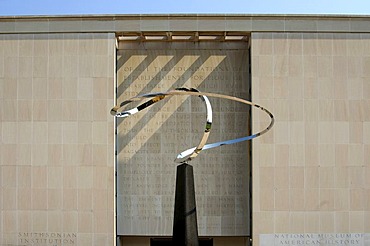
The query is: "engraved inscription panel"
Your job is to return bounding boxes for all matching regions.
[116,43,251,236]
[260,233,370,246]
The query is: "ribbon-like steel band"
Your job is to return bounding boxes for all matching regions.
[111,87,274,163]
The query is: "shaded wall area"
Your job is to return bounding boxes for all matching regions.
[116,41,251,237]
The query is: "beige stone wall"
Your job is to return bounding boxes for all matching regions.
[116,42,251,237]
[0,33,115,245]
[252,33,370,244]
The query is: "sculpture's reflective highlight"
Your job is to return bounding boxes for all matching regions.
[111,87,274,163]
[112,87,274,245]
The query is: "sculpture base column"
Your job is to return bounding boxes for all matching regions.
[172,163,199,246]
[150,238,213,246]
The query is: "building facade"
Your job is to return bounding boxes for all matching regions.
[0,14,369,246]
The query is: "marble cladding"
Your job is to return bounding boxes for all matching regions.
[0,33,115,246]
[251,33,370,245]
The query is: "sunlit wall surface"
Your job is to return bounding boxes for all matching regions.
[252,33,370,245]
[0,33,115,245]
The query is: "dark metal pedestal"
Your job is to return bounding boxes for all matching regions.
[172,163,199,246]
[150,237,213,246]
[150,163,213,246]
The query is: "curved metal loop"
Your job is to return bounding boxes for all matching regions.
[111,88,274,163]
[112,88,213,163]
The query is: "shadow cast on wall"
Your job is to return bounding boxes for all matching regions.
[115,42,251,237]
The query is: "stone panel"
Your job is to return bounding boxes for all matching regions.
[0,33,115,246]
[252,32,370,245]
[116,42,251,236]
